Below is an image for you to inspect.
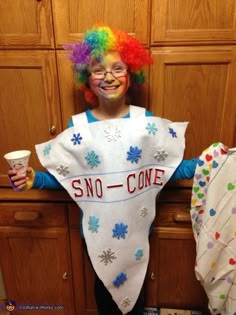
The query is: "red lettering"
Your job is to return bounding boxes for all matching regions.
[153,169,165,186]
[72,179,83,197]
[85,178,94,197]
[127,173,136,193]
[95,178,103,198]
[144,168,152,187]
[138,171,144,189]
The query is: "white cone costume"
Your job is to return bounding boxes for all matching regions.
[36,106,187,314]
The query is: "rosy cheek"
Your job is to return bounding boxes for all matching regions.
[120,74,130,93]
[89,78,102,93]
[124,75,129,89]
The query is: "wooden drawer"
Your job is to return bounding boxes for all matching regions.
[155,203,192,227]
[68,202,192,228]
[0,203,67,227]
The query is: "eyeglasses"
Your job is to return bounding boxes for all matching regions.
[90,65,128,80]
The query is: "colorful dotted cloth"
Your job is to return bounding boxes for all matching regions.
[191,143,236,315]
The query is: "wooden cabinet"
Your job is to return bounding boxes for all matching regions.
[52,0,150,47]
[143,190,210,314]
[151,0,236,45]
[0,50,62,173]
[0,202,75,315]
[0,0,54,48]
[150,46,236,161]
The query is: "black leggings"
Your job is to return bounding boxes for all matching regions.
[94,275,143,315]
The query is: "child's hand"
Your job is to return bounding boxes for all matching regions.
[8,167,35,191]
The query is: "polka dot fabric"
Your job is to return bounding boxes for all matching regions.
[191,143,236,315]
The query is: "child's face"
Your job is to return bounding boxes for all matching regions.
[88,51,130,102]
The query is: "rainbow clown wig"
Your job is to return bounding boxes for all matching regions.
[64,25,153,104]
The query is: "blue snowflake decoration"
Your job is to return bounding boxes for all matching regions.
[146,122,158,135]
[169,128,177,138]
[127,146,142,164]
[135,248,144,260]
[112,223,128,239]
[43,144,51,155]
[113,272,127,288]
[88,216,99,233]
[71,133,83,145]
[85,151,101,168]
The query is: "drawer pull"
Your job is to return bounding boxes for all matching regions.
[62,272,68,280]
[173,213,191,223]
[150,272,155,280]
[14,211,40,221]
[49,125,56,135]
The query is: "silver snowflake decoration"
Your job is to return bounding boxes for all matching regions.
[121,297,131,307]
[146,122,158,135]
[56,165,70,176]
[104,124,121,142]
[98,249,117,266]
[140,207,148,217]
[154,149,168,162]
[43,144,51,155]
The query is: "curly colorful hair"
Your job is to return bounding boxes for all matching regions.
[64,25,153,104]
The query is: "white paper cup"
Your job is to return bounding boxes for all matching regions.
[4,150,31,174]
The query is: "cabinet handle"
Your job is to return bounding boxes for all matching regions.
[150,272,155,280]
[14,211,40,221]
[49,125,56,135]
[173,213,191,223]
[62,272,68,280]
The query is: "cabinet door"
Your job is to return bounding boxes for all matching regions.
[0,0,54,48]
[149,227,210,313]
[150,46,236,162]
[0,228,75,315]
[68,204,98,315]
[151,0,236,45]
[0,51,62,176]
[70,230,98,315]
[52,0,150,47]
[144,196,210,313]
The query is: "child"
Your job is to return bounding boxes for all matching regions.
[8,25,198,315]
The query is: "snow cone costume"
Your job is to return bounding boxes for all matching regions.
[191,143,236,315]
[35,26,188,314]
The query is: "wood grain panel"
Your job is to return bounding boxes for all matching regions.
[150,46,236,159]
[52,0,149,47]
[0,51,62,173]
[0,0,54,48]
[151,0,236,45]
